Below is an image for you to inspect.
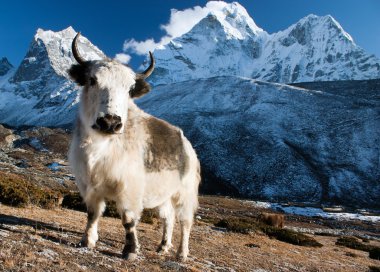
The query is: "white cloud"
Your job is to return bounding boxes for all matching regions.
[160,6,210,38]
[123,38,158,55]
[120,1,231,56]
[114,53,131,64]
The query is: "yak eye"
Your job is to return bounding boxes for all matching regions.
[89,77,97,86]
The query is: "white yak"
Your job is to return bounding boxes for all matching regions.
[68,33,200,261]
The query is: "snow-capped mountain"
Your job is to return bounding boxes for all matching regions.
[0,2,379,207]
[1,3,379,126]
[138,77,380,207]
[257,14,380,83]
[148,2,380,85]
[0,57,13,76]
[0,27,105,126]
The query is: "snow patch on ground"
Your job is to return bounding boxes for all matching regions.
[36,249,58,260]
[281,206,380,223]
[47,162,63,171]
[29,138,48,152]
[245,201,380,223]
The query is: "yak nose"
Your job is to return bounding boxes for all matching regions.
[92,114,122,133]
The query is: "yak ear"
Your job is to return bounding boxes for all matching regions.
[129,77,151,98]
[68,64,89,86]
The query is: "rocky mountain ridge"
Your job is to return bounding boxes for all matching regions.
[148,3,380,85]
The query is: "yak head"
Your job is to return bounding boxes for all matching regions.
[68,33,154,135]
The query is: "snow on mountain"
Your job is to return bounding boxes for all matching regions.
[137,76,380,208]
[149,2,268,85]
[256,14,380,83]
[195,1,264,39]
[0,57,13,76]
[148,3,380,85]
[1,2,379,126]
[0,27,105,127]
[0,4,378,207]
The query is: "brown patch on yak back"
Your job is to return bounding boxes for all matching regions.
[144,117,189,178]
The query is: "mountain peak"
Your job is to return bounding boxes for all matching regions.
[35,26,77,43]
[12,27,105,83]
[0,57,13,76]
[32,27,105,78]
[0,57,12,65]
[198,1,264,39]
[324,15,354,43]
[0,27,107,126]
[296,14,354,44]
[150,7,379,85]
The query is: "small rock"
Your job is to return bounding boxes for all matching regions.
[245,243,260,248]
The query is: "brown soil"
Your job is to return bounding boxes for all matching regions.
[1,198,379,272]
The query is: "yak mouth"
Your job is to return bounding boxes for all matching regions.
[91,113,123,135]
[91,123,123,135]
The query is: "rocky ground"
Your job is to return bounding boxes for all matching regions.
[0,124,75,193]
[1,198,380,272]
[0,125,380,271]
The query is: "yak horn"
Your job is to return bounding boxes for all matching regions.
[140,51,155,78]
[72,32,86,65]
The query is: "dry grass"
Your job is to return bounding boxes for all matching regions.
[0,171,62,208]
[1,197,380,271]
[214,217,257,234]
[214,217,323,247]
[262,226,323,247]
[336,236,380,255]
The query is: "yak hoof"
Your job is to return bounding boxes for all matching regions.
[122,252,137,261]
[176,253,188,262]
[156,243,172,254]
[77,239,95,249]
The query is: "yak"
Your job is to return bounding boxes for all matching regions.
[68,33,200,261]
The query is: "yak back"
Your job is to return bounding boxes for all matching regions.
[144,117,189,178]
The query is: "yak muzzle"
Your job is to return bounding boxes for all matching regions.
[92,114,122,134]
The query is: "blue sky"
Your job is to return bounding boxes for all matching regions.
[1,0,379,69]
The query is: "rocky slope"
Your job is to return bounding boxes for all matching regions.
[0,124,75,193]
[137,77,380,208]
[148,2,380,85]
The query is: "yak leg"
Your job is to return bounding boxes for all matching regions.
[157,199,175,254]
[121,210,140,261]
[176,200,195,262]
[80,196,105,248]
[175,189,198,262]
[177,219,192,261]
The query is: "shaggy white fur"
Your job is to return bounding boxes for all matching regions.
[69,58,200,261]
